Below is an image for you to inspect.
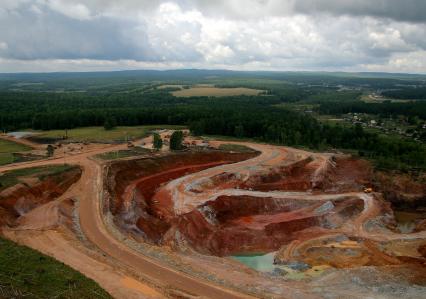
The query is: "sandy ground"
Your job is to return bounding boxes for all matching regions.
[0,133,256,299]
[4,228,163,299]
[1,134,425,299]
[1,140,166,298]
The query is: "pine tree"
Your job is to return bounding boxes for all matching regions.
[170,130,184,151]
[103,116,116,130]
[46,144,55,157]
[153,133,163,150]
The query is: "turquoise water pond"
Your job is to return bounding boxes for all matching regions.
[231,252,277,272]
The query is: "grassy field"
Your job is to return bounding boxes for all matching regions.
[172,86,264,97]
[218,144,257,153]
[0,165,77,191]
[96,147,152,160]
[157,84,184,89]
[0,237,111,298]
[202,134,257,143]
[32,125,186,143]
[0,138,32,166]
[360,93,414,103]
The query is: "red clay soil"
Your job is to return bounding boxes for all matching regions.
[275,233,426,269]
[107,147,426,271]
[107,151,336,255]
[242,156,372,193]
[1,137,425,298]
[0,139,262,299]
[374,170,426,210]
[168,195,367,256]
[0,167,81,227]
[104,151,257,243]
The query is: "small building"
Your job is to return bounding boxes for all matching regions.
[197,142,210,149]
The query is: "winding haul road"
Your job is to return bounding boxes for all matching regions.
[2,136,423,298]
[0,138,256,299]
[79,161,254,299]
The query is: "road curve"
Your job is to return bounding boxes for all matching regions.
[78,155,256,298]
[3,138,424,298]
[0,140,256,298]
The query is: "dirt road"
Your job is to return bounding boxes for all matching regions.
[1,140,255,299]
[154,141,426,243]
[3,138,423,299]
[78,160,254,299]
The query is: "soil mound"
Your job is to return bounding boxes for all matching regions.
[0,167,81,227]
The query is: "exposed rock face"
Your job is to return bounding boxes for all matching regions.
[374,171,426,211]
[104,151,258,243]
[106,147,425,271]
[274,234,426,268]
[165,195,365,256]
[0,167,82,227]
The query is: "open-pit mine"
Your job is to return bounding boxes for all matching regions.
[0,135,425,299]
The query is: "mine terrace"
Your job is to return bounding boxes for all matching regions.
[1,129,425,299]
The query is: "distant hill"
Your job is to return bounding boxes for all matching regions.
[0,69,425,92]
[1,69,425,81]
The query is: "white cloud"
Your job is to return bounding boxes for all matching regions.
[0,1,425,73]
[43,0,93,20]
[363,50,426,73]
[0,42,8,50]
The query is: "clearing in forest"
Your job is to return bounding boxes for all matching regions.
[172,86,265,97]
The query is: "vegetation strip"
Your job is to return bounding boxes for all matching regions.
[0,237,112,299]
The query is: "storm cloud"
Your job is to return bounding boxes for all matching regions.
[0,0,425,73]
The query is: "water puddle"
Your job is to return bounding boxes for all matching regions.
[7,131,35,139]
[231,252,331,280]
[231,252,277,272]
[394,211,424,233]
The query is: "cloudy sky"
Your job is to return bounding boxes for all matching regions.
[1,0,426,73]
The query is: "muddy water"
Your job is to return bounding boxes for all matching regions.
[231,252,277,272]
[7,131,35,139]
[394,211,424,233]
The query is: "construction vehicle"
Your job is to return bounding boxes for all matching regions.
[364,188,373,193]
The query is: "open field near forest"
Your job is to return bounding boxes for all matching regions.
[360,93,414,103]
[172,86,265,97]
[157,84,184,89]
[31,125,186,143]
[218,143,257,153]
[1,69,426,298]
[0,139,32,165]
[95,147,151,160]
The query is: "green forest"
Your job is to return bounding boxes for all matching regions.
[0,90,425,171]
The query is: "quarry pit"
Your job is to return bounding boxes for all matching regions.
[100,141,426,298]
[1,136,425,299]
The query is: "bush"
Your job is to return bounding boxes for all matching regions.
[153,133,163,150]
[103,117,116,130]
[170,131,184,150]
[46,144,55,157]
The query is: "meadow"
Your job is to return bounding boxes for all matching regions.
[172,86,264,97]
[0,138,32,165]
[31,125,186,143]
[0,237,111,298]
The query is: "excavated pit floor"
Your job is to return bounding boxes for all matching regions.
[106,147,425,275]
[1,140,425,299]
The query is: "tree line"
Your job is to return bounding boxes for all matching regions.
[317,101,426,120]
[0,91,425,170]
[381,87,426,100]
